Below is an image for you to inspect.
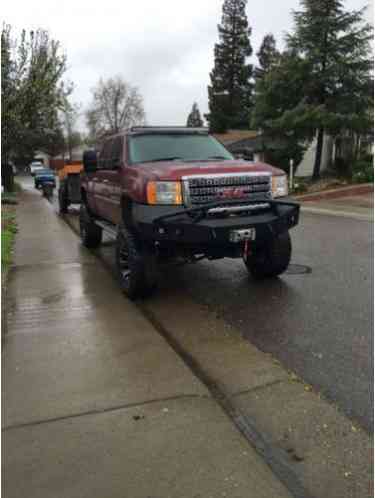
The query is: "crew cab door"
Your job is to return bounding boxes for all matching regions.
[94,140,113,220]
[95,137,122,224]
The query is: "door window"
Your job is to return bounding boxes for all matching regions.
[110,137,123,169]
[98,140,113,170]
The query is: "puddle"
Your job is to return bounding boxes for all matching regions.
[285,264,312,275]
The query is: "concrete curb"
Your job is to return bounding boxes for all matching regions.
[294,183,373,202]
[301,205,373,221]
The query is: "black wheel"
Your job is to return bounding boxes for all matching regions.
[79,204,102,248]
[58,187,69,214]
[115,223,157,300]
[245,231,292,279]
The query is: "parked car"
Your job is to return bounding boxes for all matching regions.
[29,161,45,176]
[34,168,56,189]
[80,127,300,299]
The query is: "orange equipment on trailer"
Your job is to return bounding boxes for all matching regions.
[58,163,83,213]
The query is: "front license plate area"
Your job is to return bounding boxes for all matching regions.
[229,228,256,243]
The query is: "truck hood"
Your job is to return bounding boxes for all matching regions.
[133,159,284,181]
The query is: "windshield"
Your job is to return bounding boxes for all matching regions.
[129,134,234,164]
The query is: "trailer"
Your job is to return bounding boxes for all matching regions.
[58,163,83,213]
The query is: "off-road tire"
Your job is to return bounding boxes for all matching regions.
[58,186,69,214]
[115,223,157,300]
[79,203,102,248]
[245,231,291,279]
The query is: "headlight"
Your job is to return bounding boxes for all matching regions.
[272,175,288,198]
[146,181,182,205]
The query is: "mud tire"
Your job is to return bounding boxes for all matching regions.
[115,223,157,299]
[79,203,102,248]
[245,231,291,279]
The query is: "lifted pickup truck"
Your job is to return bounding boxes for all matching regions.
[80,127,300,299]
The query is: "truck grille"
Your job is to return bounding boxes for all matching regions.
[183,174,272,206]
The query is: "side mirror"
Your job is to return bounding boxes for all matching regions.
[83,150,97,173]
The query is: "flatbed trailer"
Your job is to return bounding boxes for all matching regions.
[58,163,83,213]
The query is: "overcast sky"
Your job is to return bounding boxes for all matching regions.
[3,0,373,131]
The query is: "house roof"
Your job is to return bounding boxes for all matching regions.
[228,135,287,152]
[213,130,259,145]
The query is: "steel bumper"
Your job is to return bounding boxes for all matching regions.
[133,199,300,246]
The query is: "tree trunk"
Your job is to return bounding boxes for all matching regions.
[312,128,324,180]
[1,162,15,193]
[355,134,361,160]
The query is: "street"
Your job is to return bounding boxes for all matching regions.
[168,213,374,432]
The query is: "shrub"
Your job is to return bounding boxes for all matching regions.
[352,159,374,183]
[293,182,308,194]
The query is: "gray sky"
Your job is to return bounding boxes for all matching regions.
[3,0,373,131]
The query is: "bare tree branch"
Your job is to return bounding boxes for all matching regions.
[86,75,145,144]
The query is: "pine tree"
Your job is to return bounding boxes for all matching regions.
[255,34,279,80]
[186,102,204,127]
[287,0,373,179]
[206,0,253,133]
[252,51,311,171]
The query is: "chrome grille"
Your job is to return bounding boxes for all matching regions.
[183,173,272,206]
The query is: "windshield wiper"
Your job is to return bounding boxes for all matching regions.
[186,155,228,162]
[147,157,183,162]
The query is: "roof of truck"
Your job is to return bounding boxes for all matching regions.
[98,127,210,141]
[129,126,209,135]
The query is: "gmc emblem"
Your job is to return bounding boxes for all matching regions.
[218,187,246,199]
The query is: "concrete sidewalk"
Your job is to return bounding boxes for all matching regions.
[2,189,292,497]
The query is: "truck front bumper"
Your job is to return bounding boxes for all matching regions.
[133,199,300,247]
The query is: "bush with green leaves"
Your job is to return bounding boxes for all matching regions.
[351,158,374,183]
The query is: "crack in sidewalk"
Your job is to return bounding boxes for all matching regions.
[2,393,209,432]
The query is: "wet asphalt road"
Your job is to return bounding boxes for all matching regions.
[175,214,373,432]
[25,177,373,432]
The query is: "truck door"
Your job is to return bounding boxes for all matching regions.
[104,136,123,225]
[94,139,114,220]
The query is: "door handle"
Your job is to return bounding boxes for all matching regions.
[93,177,98,181]
[103,179,109,183]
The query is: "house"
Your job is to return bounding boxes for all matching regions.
[213,130,287,163]
[213,129,342,177]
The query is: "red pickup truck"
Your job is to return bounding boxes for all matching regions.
[80,127,300,299]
